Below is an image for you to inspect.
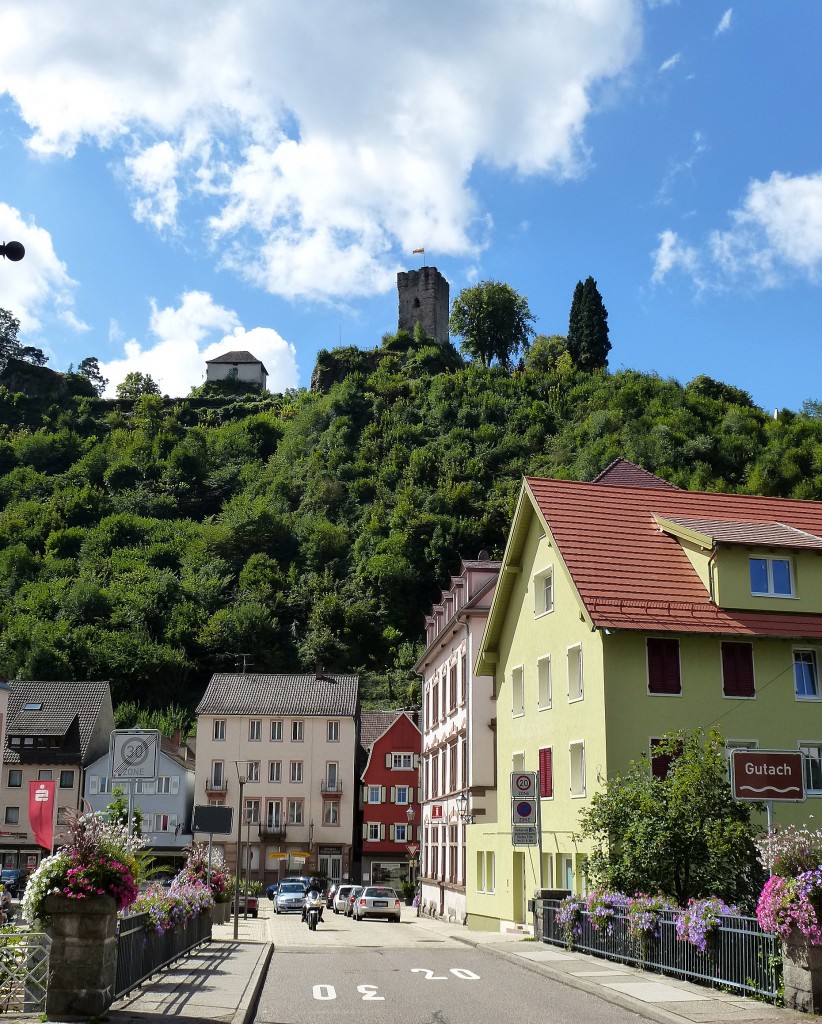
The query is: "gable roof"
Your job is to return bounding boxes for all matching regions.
[592,458,680,489]
[196,673,359,718]
[205,350,269,373]
[655,516,822,550]
[5,680,111,763]
[360,710,421,751]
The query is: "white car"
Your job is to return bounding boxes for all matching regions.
[332,884,355,914]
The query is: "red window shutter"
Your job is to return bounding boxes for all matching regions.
[539,747,553,797]
[722,642,755,698]
[650,737,673,778]
[647,638,681,694]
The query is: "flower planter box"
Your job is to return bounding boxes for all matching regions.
[783,932,822,1014]
[44,893,118,1019]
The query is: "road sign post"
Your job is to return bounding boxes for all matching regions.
[730,749,805,875]
[110,729,160,835]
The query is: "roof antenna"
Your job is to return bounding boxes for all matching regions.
[235,653,252,674]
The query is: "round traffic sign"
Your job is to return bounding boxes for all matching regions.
[514,775,532,792]
[516,801,533,817]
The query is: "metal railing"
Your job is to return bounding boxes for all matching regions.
[259,822,287,839]
[321,779,343,793]
[115,910,212,999]
[537,899,781,1001]
[0,929,50,1014]
[205,778,227,791]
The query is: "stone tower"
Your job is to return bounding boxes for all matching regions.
[397,266,450,344]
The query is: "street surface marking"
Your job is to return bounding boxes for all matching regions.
[358,985,385,1001]
[312,985,336,1000]
[411,968,447,980]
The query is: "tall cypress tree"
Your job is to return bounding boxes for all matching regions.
[567,276,610,371]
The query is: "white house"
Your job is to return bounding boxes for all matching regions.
[205,350,268,390]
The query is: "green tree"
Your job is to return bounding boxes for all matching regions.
[567,276,610,371]
[77,356,109,397]
[576,729,764,907]
[449,281,535,369]
[106,786,143,835]
[0,308,48,368]
[115,372,161,400]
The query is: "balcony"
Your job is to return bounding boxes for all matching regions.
[320,779,343,794]
[205,778,228,796]
[258,822,287,840]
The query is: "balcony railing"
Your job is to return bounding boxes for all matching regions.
[258,822,287,840]
[321,779,343,794]
[205,778,227,793]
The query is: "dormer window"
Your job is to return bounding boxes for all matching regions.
[750,556,793,597]
[23,703,41,711]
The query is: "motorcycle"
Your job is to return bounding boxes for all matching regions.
[304,892,324,931]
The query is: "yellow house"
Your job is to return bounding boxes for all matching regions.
[468,467,822,931]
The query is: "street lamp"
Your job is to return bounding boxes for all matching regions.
[456,792,474,824]
[233,762,249,940]
[0,241,24,262]
[245,811,252,921]
[405,805,417,885]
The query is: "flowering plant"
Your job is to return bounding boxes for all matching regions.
[756,824,822,877]
[177,842,229,900]
[675,897,736,952]
[22,810,143,925]
[556,896,583,948]
[756,870,822,944]
[625,893,674,941]
[585,889,624,935]
[130,879,214,933]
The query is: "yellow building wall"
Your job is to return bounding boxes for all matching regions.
[714,546,822,613]
[467,508,606,929]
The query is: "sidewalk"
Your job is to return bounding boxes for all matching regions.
[412,914,808,1024]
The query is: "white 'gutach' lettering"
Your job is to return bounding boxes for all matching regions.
[745,763,792,776]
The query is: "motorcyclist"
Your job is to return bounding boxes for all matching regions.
[0,884,12,925]
[301,877,324,923]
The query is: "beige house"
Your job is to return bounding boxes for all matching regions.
[194,672,359,884]
[0,680,114,871]
[205,350,268,390]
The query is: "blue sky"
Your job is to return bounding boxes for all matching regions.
[0,1,820,409]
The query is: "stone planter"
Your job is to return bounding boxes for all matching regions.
[214,900,230,924]
[783,931,822,1013]
[44,893,118,1020]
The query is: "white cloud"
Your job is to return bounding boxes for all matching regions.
[653,171,822,290]
[0,202,88,338]
[659,53,681,72]
[715,9,733,35]
[99,290,299,397]
[0,1,642,300]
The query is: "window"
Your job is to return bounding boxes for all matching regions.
[539,747,553,798]
[156,776,171,794]
[38,770,52,781]
[460,653,467,703]
[244,799,260,824]
[534,567,554,616]
[154,813,178,833]
[268,760,282,783]
[265,800,282,829]
[394,823,407,842]
[485,852,495,892]
[58,769,74,789]
[90,776,111,795]
[4,808,18,825]
[477,851,486,892]
[213,719,226,741]
[395,785,409,804]
[211,761,224,788]
[538,655,551,710]
[23,702,41,711]
[448,743,458,792]
[448,824,458,883]
[750,556,793,597]
[567,645,583,701]
[270,720,283,742]
[569,741,586,797]
[9,737,19,747]
[721,642,755,698]
[449,663,457,710]
[249,720,262,742]
[795,650,820,699]
[367,785,382,804]
[800,744,822,794]
[290,761,303,783]
[292,720,304,742]
[323,799,339,825]
[392,753,413,769]
[367,822,380,841]
[247,761,260,783]
[647,638,681,695]
[208,799,225,807]
[135,779,156,795]
[7,771,21,789]
[512,665,524,716]
[287,799,303,824]
[327,720,340,742]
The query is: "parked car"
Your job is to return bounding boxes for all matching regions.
[0,869,27,897]
[266,882,279,901]
[353,886,402,923]
[332,884,355,914]
[274,881,307,914]
[232,892,259,918]
[325,883,337,909]
[345,886,363,917]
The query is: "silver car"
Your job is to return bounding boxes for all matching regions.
[332,884,355,914]
[274,881,307,914]
[352,886,401,922]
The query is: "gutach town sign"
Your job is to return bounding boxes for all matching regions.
[730,749,805,802]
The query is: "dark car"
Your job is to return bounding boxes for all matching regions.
[232,892,259,918]
[266,882,279,901]
[325,883,337,909]
[345,886,363,917]
[0,869,27,897]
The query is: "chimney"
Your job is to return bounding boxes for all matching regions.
[172,728,181,749]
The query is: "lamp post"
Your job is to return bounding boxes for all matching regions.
[0,241,25,262]
[233,762,249,940]
[405,805,416,884]
[245,812,252,921]
[456,792,474,824]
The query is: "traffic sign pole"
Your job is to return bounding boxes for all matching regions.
[537,771,544,891]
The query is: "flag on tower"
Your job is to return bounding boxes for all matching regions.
[412,248,425,254]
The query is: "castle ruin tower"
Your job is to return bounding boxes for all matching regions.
[397,266,450,344]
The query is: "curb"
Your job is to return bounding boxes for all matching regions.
[232,941,274,1024]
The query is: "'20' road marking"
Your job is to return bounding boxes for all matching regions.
[312,969,481,1000]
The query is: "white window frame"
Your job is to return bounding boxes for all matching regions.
[750,555,795,598]
[367,785,381,804]
[485,852,495,893]
[244,799,260,824]
[367,821,380,842]
[567,644,583,702]
[476,851,486,893]
[247,761,260,783]
[794,649,821,700]
[395,785,409,805]
[569,740,586,798]
[534,566,554,617]
[395,823,407,842]
[291,720,304,742]
[537,654,552,710]
[213,719,226,741]
[511,664,524,717]
[268,760,282,783]
[327,720,340,742]
[289,761,303,783]
[270,720,283,742]
[392,752,413,770]
[799,742,822,795]
[156,776,172,794]
[323,799,340,825]
[287,799,303,825]
[249,720,262,742]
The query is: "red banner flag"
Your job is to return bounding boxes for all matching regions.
[28,781,56,851]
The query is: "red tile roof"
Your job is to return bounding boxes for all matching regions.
[658,516,822,550]
[592,458,680,489]
[525,478,822,637]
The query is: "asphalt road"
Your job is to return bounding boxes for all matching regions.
[255,941,646,1024]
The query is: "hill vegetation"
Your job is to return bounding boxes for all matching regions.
[0,318,820,713]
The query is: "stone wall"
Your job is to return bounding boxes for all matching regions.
[397,267,450,344]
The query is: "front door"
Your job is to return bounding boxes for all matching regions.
[326,762,338,791]
[318,854,342,883]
